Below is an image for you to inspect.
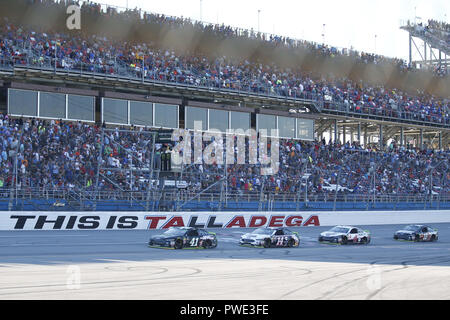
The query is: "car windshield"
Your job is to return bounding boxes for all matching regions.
[404,225,421,231]
[329,226,350,233]
[162,228,187,237]
[252,228,273,235]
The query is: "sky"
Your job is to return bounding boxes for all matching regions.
[97,0,449,62]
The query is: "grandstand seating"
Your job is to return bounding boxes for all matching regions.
[0,1,449,211]
[0,1,449,125]
[0,116,448,199]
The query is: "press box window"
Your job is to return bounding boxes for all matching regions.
[185,106,207,131]
[130,101,153,127]
[8,89,38,117]
[103,98,128,124]
[39,92,66,119]
[68,95,95,121]
[154,103,178,129]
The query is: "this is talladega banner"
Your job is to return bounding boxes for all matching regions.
[1,211,450,230]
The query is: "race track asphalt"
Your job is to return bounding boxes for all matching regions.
[0,223,449,299]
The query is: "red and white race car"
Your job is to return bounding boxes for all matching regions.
[318,226,371,244]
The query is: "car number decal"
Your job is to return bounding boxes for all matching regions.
[189,237,199,247]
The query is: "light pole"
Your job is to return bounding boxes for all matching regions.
[371,161,381,205]
[374,34,377,54]
[430,160,448,208]
[438,166,448,210]
[333,168,341,211]
[142,54,145,83]
[333,152,360,211]
[54,41,57,73]
[321,24,326,44]
[257,10,261,33]
[394,172,401,211]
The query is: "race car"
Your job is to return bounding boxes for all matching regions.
[318,226,371,244]
[393,225,438,242]
[148,227,217,249]
[239,227,300,248]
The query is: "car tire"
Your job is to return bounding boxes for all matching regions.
[414,234,420,242]
[361,237,368,244]
[288,239,295,248]
[341,236,348,245]
[431,235,437,242]
[174,238,183,249]
[263,238,271,248]
[393,235,398,240]
[203,239,212,249]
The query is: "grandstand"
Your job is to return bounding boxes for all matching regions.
[401,19,449,75]
[0,0,449,212]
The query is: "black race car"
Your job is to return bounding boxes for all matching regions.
[393,225,438,242]
[239,227,300,248]
[148,227,217,249]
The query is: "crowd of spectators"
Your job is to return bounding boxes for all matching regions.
[0,115,448,200]
[179,133,449,197]
[410,19,449,48]
[1,18,449,125]
[2,0,447,82]
[15,1,421,69]
[426,19,450,35]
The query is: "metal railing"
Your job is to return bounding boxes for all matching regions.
[1,187,449,211]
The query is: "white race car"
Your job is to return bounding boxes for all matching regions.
[239,227,300,248]
[318,226,371,245]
